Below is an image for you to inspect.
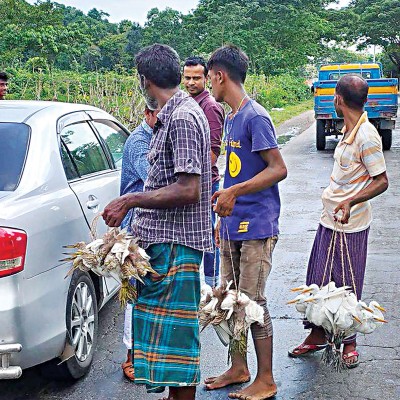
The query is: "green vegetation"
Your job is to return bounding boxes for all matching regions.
[270,99,314,127]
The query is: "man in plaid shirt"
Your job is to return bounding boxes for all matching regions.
[103,44,212,400]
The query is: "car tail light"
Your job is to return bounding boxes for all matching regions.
[0,228,27,278]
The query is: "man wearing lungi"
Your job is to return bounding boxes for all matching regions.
[205,45,287,400]
[103,43,212,400]
[289,74,389,368]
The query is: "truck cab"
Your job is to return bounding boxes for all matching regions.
[313,63,398,150]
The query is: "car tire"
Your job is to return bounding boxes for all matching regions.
[41,270,99,380]
[379,129,392,151]
[316,119,326,150]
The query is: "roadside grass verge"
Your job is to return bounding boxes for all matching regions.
[269,98,314,127]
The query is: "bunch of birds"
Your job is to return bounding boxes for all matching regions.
[199,281,265,356]
[62,228,156,306]
[288,281,387,370]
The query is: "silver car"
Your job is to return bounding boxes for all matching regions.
[0,101,129,380]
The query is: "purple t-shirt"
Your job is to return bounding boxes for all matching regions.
[221,99,281,240]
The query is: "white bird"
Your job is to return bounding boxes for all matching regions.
[287,293,310,314]
[304,294,334,333]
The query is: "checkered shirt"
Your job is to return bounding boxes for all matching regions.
[133,90,213,252]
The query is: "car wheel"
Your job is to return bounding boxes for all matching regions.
[316,119,326,150]
[42,270,99,380]
[379,129,392,151]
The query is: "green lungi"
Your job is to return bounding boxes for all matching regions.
[133,243,202,388]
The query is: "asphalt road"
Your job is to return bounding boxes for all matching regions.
[1,112,399,400]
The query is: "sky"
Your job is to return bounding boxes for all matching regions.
[26,0,200,25]
[26,1,350,25]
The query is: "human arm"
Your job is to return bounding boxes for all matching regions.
[334,171,388,224]
[212,147,287,217]
[103,173,200,227]
[131,138,150,184]
[206,103,224,166]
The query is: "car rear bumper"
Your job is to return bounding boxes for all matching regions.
[0,344,22,379]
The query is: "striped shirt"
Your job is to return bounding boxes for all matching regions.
[133,90,213,252]
[320,112,386,232]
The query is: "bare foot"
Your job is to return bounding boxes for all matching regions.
[204,367,251,390]
[228,378,277,400]
[289,329,327,356]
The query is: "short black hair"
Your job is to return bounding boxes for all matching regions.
[336,74,368,110]
[184,56,208,77]
[207,45,249,84]
[0,72,8,81]
[135,44,181,89]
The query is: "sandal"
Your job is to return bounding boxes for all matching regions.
[343,350,360,369]
[288,343,327,358]
[121,360,135,381]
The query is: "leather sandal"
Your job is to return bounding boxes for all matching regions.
[288,342,327,358]
[121,360,135,381]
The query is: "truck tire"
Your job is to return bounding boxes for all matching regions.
[380,129,392,151]
[316,119,326,150]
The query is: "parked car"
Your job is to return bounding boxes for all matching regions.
[0,101,129,380]
[313,63,398,150]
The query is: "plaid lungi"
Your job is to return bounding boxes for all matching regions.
[133,243,202,388]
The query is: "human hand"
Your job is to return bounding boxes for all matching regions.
[102,195,130,227]
[333,200,351,224]
[211,188,237,217]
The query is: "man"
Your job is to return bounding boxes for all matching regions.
[120,105,159,381]
[289,74,388,368]
[0,72,8,100]
[102,43,212,400]
[183,56,224,287]
[205,45,287,400]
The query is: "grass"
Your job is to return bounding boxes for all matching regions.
[269,98,313,127]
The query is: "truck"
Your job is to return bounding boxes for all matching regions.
[313,63,398,150]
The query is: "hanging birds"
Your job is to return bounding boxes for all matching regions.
[62,223,156,307]
[288,281,388,371]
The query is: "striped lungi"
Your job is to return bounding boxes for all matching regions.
[133,243,202,388]
[304,224,369,343]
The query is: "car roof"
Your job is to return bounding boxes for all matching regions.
[0,100,108,123]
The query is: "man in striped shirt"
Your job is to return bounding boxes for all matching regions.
[289,74,389,369]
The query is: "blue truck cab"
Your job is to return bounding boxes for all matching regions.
[313,63,398,150]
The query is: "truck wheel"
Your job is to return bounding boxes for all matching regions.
[41,270,98,380]
[316,120,326,150]
[380,129,392,151]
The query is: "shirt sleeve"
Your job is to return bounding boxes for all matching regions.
[130,137,150,183]
[170,118,202,175]
[205,103,224,157]
[360,136,386,177]
[248,115,278,152]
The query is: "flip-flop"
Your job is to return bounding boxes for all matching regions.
[288,343,327,358]
[343,350,360,369]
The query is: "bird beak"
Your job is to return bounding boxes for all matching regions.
[362,306,374,313]
[376,305,386,312]
[373,317,388,323]
[304,298,315,303]
[287,299,298,304]
[301,288,313,293]
[352,315,362,323]
[290,287,304,292]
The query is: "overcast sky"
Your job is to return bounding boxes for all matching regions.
[26,1,350,25]
[26,0,200,25]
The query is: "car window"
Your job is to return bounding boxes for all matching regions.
[329,71,372,80]
[60,139,80,180]
[91,120,128,168]
[0,123,30,191]
[60,122,110,177]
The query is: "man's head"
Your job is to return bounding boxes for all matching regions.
[334,74,368,117]
[183,56,208,97]
[144,106,159,129]
[207,45,249,102]
[0,72,8,100]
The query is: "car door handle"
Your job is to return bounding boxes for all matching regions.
[86,195,99,210]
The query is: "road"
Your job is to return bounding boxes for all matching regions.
[1,112,399,400]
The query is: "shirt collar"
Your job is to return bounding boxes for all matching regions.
[193,89,209,104]
[341,111,368,145]
[141,120,153,135]
[156,90,189,126]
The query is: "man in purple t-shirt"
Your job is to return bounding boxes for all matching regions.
[205,45,287,400]
[183,56,225,287]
